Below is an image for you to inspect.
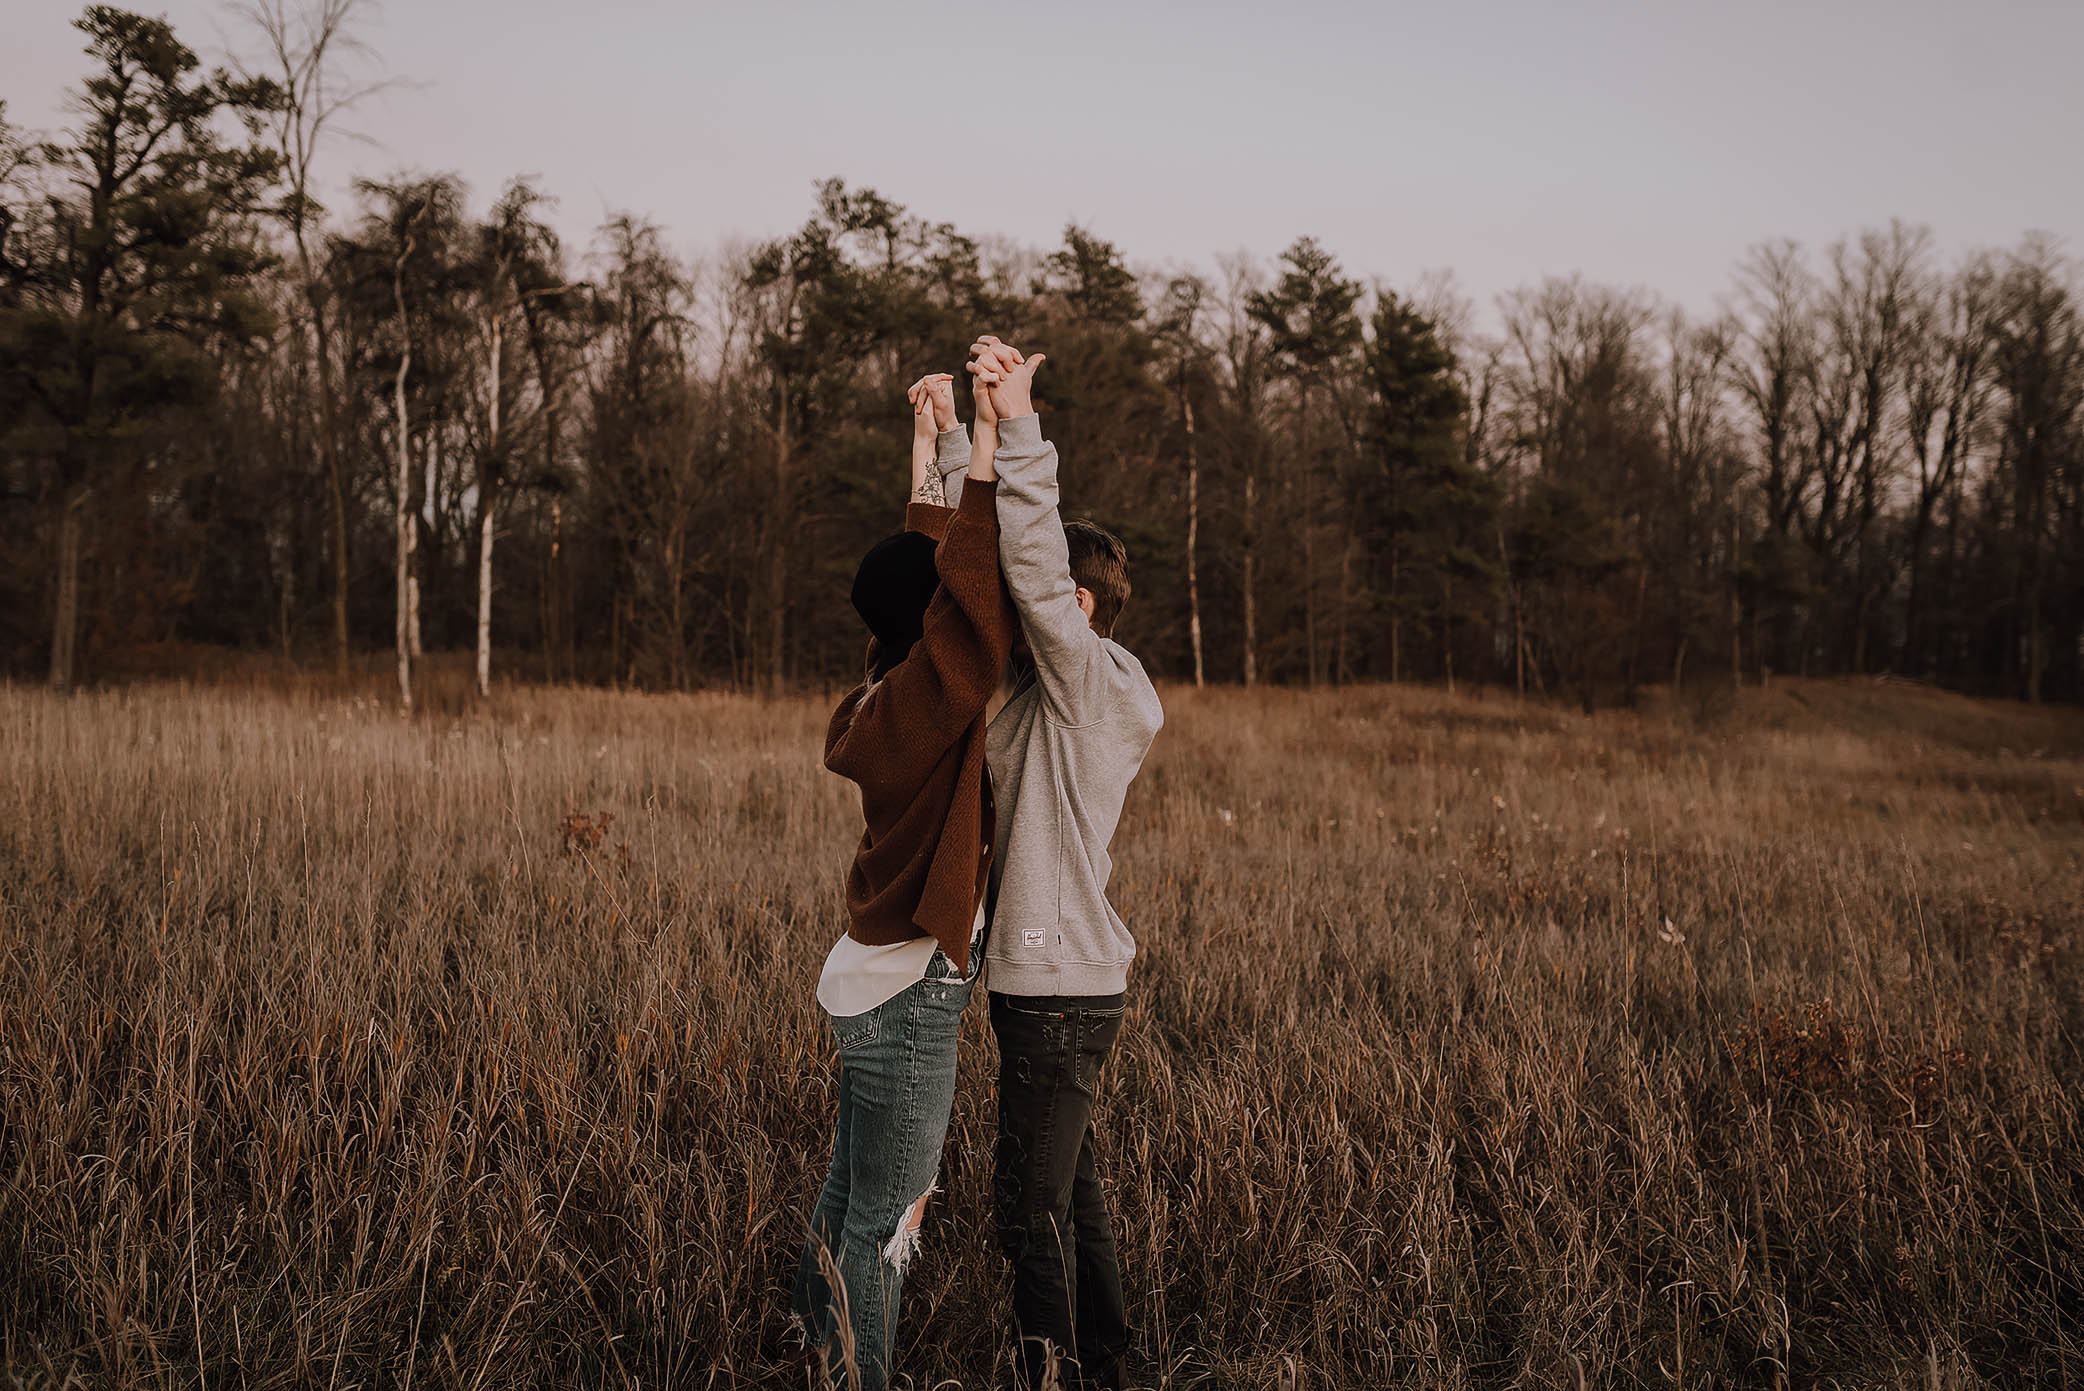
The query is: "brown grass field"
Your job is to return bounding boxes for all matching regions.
[2,667,2080,1388]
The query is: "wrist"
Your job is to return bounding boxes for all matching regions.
[969,424,998,474]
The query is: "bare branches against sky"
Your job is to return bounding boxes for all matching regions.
[2,0,2078,316]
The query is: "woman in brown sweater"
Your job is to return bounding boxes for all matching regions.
[790,370,1013,1391]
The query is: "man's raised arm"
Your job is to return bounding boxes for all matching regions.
[967,338,1114,724]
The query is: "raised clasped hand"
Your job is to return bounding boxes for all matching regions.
[966,336,1044,420]
[906,373,955,441]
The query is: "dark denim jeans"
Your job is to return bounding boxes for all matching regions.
[988,990,1129,1390]
[793,951,974,1391]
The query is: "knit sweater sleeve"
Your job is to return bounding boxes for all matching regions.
[905,499,953,540]
[825,480,1012,796]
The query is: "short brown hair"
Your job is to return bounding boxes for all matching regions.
[1064,519,1130,638]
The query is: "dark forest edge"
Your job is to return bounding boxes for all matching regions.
[2,5,2080,709]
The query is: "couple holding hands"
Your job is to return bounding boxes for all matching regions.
[791,336,1163,1389]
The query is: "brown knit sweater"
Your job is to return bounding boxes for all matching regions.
[824,479,1014,974]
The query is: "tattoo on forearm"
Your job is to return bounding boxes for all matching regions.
[912,464,944,506]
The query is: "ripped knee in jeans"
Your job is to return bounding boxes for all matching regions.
[881,1177,939,1274]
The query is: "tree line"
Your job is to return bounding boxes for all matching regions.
[3,5,2080,706]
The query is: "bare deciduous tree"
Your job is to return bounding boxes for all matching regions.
[1158,274,1207,687]
[1901,254,1997,674]
[238,0,388,680]
[1216,253,1271,687]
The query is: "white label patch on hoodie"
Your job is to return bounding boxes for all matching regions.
[1022,929,1045,948]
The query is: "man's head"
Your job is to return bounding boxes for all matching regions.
[1064,519,1130,639]
[851,531,939,679]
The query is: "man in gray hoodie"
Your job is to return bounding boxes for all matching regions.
[951,335,1164,1390]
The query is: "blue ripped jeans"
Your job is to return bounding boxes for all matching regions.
[792,949,974,1391]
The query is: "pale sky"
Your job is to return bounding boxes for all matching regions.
[5,0,2080,323]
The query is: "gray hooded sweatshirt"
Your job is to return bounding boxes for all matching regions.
[937,415,1163,997]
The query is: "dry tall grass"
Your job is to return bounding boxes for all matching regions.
[2,673,2079,1387]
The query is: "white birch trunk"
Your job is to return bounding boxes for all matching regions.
[393,249,416,714]
[475,509,494,695]
[407,569,422,658]
[394,361,414,711]
[477,309,502,699]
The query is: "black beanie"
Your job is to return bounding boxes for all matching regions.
[851,531,939,675]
